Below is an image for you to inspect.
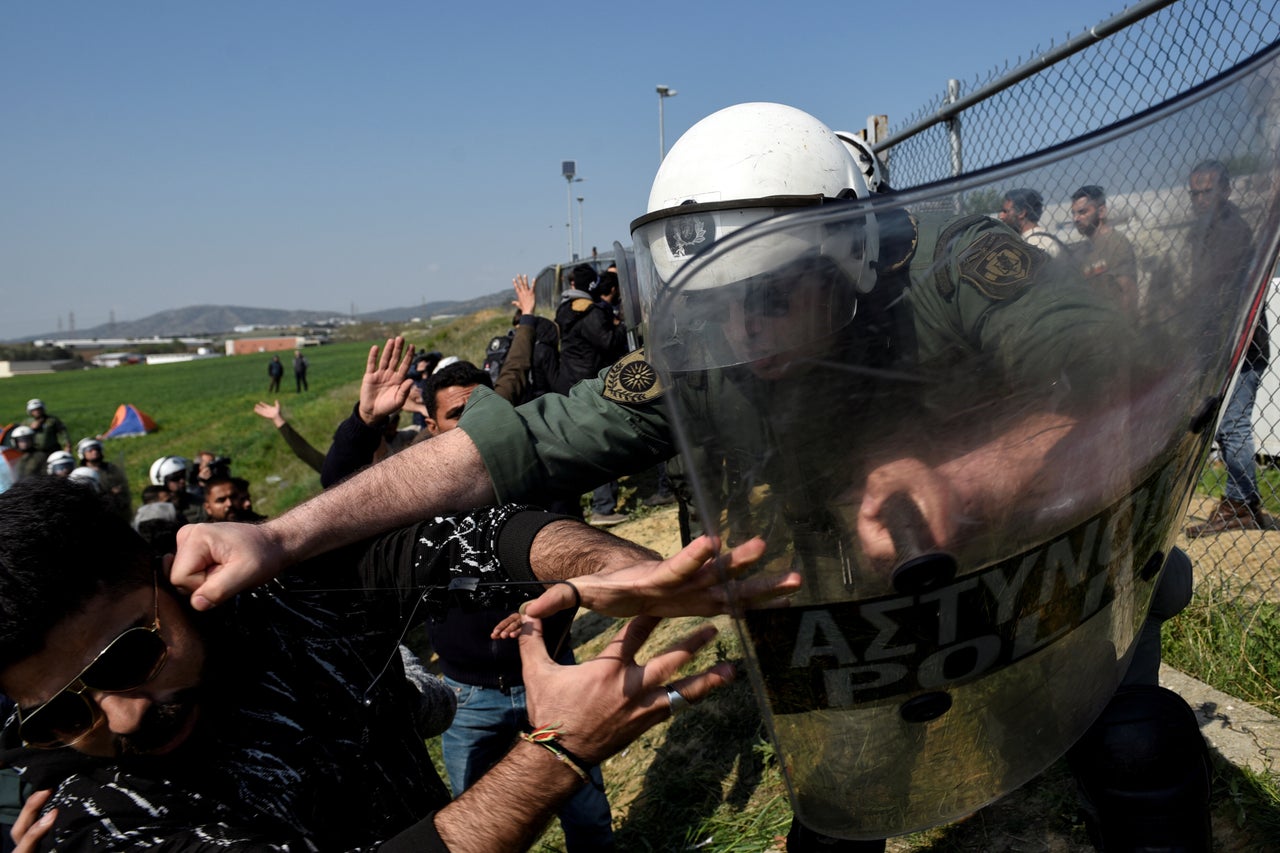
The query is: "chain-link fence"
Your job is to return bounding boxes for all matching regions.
[877,0,1280,720]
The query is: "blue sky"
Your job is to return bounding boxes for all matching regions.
[0,1,1132,340]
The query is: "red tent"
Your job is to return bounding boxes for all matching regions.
[0,424,19,468]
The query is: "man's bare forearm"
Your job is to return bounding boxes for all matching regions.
[529,519,661,581]
[433,741,584,852]
[267,428,496,565]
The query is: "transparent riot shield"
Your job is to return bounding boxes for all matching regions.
[648,44,1280,839]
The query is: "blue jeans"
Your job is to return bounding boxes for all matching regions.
[1217,366,1261,503]
[591,480,618,515]
[441,676,614,850]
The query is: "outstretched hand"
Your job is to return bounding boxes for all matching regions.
[513,274,536,316]
[519,613,734,763]
[517,535,800,623]
[253,400,285,427]
[358,337,416,426]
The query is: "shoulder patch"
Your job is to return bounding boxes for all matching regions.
[602,348,665,406]
[931,214,992,299]
[571,298,594,312]
[956,230,1044,300]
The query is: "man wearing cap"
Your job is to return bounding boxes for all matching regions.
[77,437,132,522]
[25,399,70,455]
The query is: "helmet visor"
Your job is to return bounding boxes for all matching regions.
[642,201,879,373]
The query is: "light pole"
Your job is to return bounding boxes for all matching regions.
[561,160,584,260]
[577,196,585,262]
[657,85,677,162]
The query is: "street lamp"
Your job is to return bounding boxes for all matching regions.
[657,85,677,162]
[577,196,585,262]
[562,161,584,260]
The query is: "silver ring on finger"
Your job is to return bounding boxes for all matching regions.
[665,684,691,717]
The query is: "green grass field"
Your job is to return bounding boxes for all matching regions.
[1,310,513,516]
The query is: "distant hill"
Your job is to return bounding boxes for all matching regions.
[15,291,513,342]
[354,289,512,323]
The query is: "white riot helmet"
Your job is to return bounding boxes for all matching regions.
[631,103,881,374]
[10,426,35,444]
[834,130,887,193]
[68,466,102,492]
[76,437,103,461]
[632,103,877,306]
[25,398,44,414]
[46,451,75,476]
[149,455,191,486]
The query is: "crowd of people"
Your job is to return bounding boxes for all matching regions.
[0,95,1271,853]
[997,167,1272,537]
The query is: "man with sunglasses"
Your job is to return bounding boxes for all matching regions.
[0,477,795,851]
[172,103,1221,850]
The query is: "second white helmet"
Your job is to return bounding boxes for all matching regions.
[76,437,103,460]
[68,466,102,492]
[834,130,887,193]
[46,451,76,476]
[149,455,191,486]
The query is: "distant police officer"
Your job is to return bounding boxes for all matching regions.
[150,455,201,523]
[8,426,47,484]
[25,399,70,454]
[77,437,132,522]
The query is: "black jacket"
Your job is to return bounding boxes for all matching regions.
[554,290,626,394]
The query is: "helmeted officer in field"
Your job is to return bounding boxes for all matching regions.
[7,426,48,484]
[173,103,1244,851]
[25,398,70,455]
[77,437,132,522]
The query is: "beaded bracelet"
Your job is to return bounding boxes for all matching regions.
[519,722,603,791]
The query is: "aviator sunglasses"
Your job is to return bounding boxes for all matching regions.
[17,573,168,748]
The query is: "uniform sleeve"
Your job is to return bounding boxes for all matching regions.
[909,214,1127,402]
[457,371,676,503]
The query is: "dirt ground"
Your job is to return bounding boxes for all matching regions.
[1181,494,1280,598]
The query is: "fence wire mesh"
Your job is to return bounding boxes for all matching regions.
[879,0,1280,722]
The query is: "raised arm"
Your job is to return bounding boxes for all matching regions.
[492,275,538,403]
